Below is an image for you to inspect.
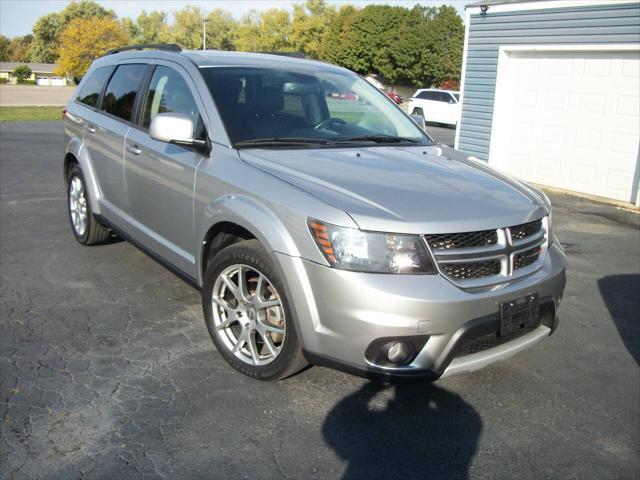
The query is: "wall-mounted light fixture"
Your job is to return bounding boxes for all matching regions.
[480,5,489,14]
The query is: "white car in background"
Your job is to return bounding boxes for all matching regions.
[408,89,460,127]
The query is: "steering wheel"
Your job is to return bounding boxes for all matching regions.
[314,117,347,131]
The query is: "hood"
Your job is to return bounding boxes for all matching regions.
[239,145,549,234]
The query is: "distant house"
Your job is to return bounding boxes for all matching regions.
[456,0,640,205]
[0,62,69,86]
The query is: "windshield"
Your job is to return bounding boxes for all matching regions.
[200,66,432,147]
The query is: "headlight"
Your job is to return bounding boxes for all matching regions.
[308,219,437,274]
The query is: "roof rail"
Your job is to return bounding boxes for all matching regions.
[105,44,182,55]
[258,51,306,59]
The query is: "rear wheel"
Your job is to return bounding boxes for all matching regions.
[202,239,307,380]
[66,164,110,245]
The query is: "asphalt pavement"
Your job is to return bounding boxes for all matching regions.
[1,121,638,479]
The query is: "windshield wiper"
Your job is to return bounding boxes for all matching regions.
[234,137,334,148]
[334,134,419,144]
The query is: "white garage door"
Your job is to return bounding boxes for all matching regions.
[489,49,640,203]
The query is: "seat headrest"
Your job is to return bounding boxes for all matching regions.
[211,76,242,104]
[255,86,284,114]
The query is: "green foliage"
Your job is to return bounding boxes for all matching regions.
[0,35,9,62]
[12,65,32,83]
[30,0,114,63]
[25,0,465,88]
[3,35,33,62]
[30,13,61,63]
[290,0,336,59]
[235,9,293,52]
[171,6,205,49]
[205,9,238,51]
[135,11,173,44]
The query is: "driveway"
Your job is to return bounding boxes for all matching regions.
[0,85,75,106]
[1,121,638,479]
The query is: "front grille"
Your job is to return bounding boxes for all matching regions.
[455,328,533,357]
[510,219,542,241]
[514,247,541,270]
[426,229,498,250]
[427,217,546,286]
[440,260,501,280]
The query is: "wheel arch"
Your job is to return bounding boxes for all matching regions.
[64,141,102,215]
[197,194,304,285]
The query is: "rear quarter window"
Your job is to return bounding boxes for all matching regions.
[100,64,147,122]
[76,67,113,107]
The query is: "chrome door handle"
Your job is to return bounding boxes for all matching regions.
[85,124,96,133]
[126,144,142,155]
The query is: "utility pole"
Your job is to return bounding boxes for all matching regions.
[202,20,207,50]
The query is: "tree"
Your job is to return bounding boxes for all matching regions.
[319,5,357,65]
[290,0,336,59]
[0,35,10,62]
[12,65,32,83]
[171,6,204,49]
[121,18,140,42]
[205,9,238,51]
[56,17,128,79]
[59,0,114,25]
[30,13,61,62]
[30,0,114,63]
[7,35,32,62]
[135,11,173,44]
[235,9,292,52]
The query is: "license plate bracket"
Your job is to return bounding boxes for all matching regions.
[500,294,540,336]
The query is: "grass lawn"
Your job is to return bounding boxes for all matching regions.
[0,106,62,122]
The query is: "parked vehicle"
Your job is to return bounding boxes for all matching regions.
[408,88,460,127]
[327,90,359,101]
[383,89,403,104]
[63,45,565,381]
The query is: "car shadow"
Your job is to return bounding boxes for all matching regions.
[598,274,640,365]
[322,381,481,480]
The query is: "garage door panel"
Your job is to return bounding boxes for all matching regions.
[489,49,640,203]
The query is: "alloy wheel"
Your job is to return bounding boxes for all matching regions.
[211,264,286,366]
[69,176,88,237]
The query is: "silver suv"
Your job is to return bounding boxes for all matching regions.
[63,45,566,380]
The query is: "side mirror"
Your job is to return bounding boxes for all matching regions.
[149,112,210,154]
[410,113,425,130]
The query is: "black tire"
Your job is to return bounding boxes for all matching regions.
[66,164,111,245]
[202,239,308,380]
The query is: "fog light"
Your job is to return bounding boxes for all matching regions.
[386,342,411,364]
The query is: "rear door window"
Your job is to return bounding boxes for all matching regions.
[76,66,113,107]
[100,64,146,122]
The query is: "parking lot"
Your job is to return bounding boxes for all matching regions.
[1,121,638,479]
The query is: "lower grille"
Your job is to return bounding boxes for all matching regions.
[440,260,501,280]
[514,247,540,270]
[455,328,533,357]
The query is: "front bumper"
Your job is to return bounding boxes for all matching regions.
[276,241,566,380]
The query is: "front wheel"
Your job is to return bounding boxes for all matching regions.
[202,240,307,380]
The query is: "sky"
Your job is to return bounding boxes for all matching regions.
[0,0,467,38]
